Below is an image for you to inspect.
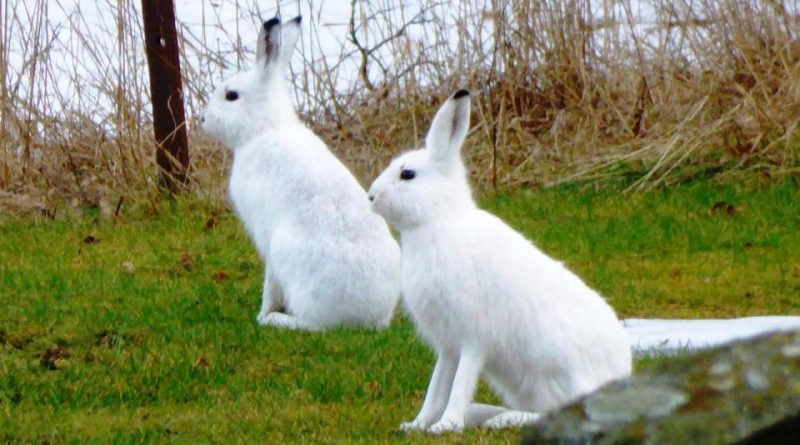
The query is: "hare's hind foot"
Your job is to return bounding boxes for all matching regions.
[258,311,316,331]
[480,409,540,429]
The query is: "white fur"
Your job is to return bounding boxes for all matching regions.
[368,90,632,433]
[202,16,400,331]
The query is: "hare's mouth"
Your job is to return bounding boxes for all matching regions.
[368,195,387,218]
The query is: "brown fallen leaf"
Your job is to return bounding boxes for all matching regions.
[179,252,193,270]
[39,344,70,370]
[365,381,381,394]
[711,201,736,216]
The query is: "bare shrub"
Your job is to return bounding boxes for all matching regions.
[1,0,798,218]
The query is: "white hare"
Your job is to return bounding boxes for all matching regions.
[368,90,632,433]
[202,16,400,331]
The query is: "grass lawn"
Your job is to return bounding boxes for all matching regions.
[1,179,798,444]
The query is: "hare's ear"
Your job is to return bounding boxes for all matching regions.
[256,17,281,67]
[277,16,302,65]
[255,16,301,70]
[425,89,471,172]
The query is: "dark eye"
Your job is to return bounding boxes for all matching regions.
[225,91,239,101]
[400,169,416,180]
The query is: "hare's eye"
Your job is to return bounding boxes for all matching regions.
[225,91,239,101]
[400,169,416,181]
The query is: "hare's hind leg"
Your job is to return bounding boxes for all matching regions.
[257,279,319,331]
[469,404,539,429]
[464,403,507,427]
[256,268,284,325]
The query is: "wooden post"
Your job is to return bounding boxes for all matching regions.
[141,0,189,192]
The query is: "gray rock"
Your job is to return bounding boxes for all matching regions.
[522,330,800,445]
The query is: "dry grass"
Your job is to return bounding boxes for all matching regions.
[1,0,798,218]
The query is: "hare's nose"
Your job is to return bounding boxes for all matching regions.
[368,194,375,202]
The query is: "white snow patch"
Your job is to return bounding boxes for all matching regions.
[624,316,800,355]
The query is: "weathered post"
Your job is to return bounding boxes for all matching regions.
[141,0,189,192]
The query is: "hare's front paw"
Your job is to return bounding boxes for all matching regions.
[399,418,428,432]
[427,417,464,434]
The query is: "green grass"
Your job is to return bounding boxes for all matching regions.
[1,179,798,444]
[487,179,800,318]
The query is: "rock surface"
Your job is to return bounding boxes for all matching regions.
[522,330,800,444]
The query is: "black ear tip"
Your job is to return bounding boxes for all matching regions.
[264,17,281,32]
[453,89,470,99]
[290,15,302,24]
